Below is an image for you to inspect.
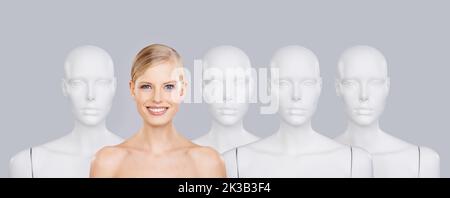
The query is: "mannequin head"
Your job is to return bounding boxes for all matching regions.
[129,44,186,127]
[62,45,116,126]
[270,45,322,126]
[202,45,253,126]
[336,45,390,126]
[270,46,322,126]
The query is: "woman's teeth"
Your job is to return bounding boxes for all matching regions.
[147,107,168,115]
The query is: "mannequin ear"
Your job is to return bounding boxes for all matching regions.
[112,77,117,93]
[248,75,257,102]
[386,77,391,93]
[318,77,323,90]
[335,78,341,97]
[62,79,68,97]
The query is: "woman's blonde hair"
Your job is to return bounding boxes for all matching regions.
[131,44,182,82]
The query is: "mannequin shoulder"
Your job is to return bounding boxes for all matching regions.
[351,147,373,178]
[334,133,350,145]
[419,146,440,177]
[188,146,226,177]
[89,146,128,177]
[222,148,239,178]
[9,148,32,177]
[419,146,440,160]
[244,132,260,142]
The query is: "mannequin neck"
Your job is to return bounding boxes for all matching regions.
[276,119,319,152]
[209,119,248,138]
[67,120,112,155]
[343,120,387,148]
[345,120,383,136]
[72,120,110,136]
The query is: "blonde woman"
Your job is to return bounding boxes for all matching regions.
[90,44,226,177]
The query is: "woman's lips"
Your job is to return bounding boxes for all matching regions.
[146,106,169,116]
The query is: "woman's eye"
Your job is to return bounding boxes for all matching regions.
[164,84,176,91]
[140,84,152,90]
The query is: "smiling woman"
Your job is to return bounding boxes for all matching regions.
[89,44,226,178]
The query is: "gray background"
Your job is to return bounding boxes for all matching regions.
[0,0,448,177]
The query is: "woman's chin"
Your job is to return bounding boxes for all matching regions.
[144,118,172,127]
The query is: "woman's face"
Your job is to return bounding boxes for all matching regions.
[130,61,185,127]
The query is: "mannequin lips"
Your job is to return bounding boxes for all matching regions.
[146,106,169,116]
[81,108,101,115]
[287,108,307,115]
[354,108,374,115]
[219,108,238,115]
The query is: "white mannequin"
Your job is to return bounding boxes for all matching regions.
[223,46,372,178]
[193,46,259,153]
[334,45,440,177]
[9,45,123,178]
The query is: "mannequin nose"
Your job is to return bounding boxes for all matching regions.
[87,83,96,101]
[223,82,234,102]
[359,85,369,102]
[292,84,302,101]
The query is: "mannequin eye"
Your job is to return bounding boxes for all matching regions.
[370,79,385,86]
[303,79,317,86]
[69,80,85,87]
[96,79,112,86]
[341,80,356,87]
[277,79,290,87]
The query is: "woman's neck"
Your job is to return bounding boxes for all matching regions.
[137,121,182,154]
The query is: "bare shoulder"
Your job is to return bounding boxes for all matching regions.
[351,146,373,178]
[90,146,129,178]
[188,146,226,178]
[188,146,223,165]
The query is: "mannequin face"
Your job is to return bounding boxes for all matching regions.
[130,61,185,127]
[202,46,252,126]
[337,47,390,126]
[63,46,116,126]
[272,47,321,126]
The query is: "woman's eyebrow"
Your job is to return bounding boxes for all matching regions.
[138,81,152,85]
[163,80,177,85]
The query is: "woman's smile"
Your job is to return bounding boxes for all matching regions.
[146,106,169,116]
